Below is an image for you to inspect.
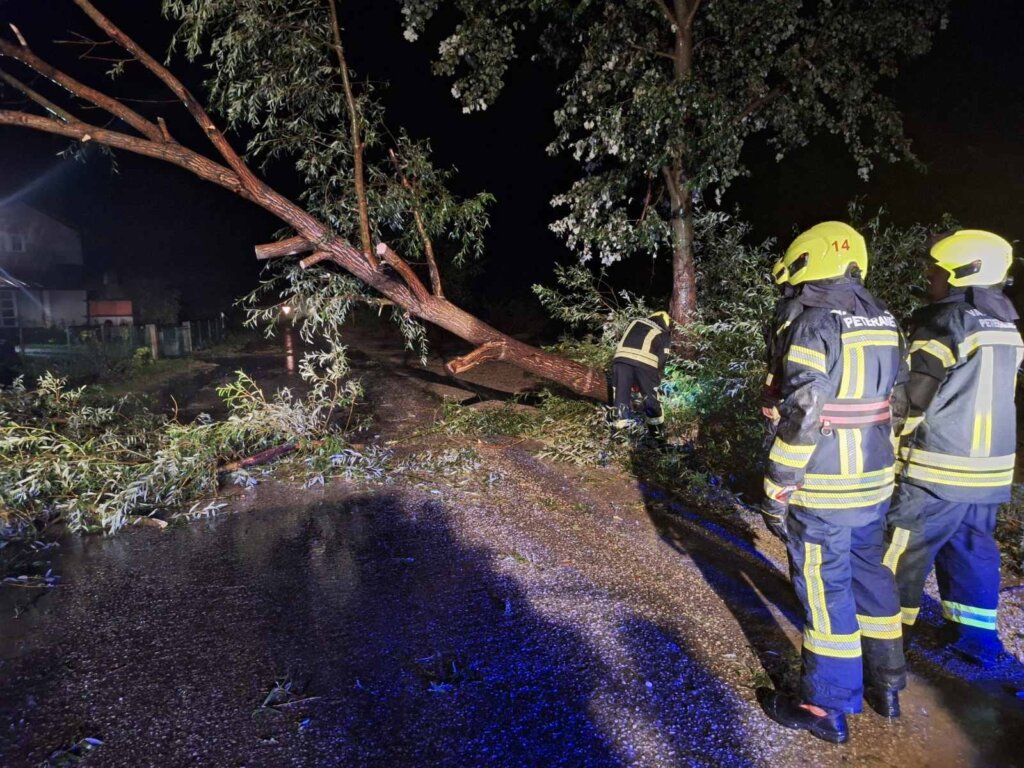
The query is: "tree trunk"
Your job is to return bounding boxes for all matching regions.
[668,185,697,324]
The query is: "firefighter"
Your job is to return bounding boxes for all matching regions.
[610,311,672,441]
[885,230,1023,668]
[759,222,908,744]
[761,258,804,435]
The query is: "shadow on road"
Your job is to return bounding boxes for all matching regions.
[0,488,761,767]
[630,445,803,691]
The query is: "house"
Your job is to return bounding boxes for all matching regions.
[0,202,89,330]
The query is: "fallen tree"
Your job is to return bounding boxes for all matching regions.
[0,0,607,400]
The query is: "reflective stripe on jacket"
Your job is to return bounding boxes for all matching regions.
[766,290,905,522]
[899,296,1023,503]
[613,318,670,371]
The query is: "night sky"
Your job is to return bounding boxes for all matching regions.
[1,0,1022,321]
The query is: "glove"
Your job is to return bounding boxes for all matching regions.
[761,483,799,542]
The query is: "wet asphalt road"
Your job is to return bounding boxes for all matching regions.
[0,486,759,767]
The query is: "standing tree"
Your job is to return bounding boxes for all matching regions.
[401,0,950,323]
[0,0,608,398]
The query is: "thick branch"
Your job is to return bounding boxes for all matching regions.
[446,341,508,376]
[327,0,377,269]
[0,38,164,141]
[375,243,430,304]
[255,235,315,261]
[71,0,263,193]
[0,110,244,194]
[0,68,76,123]
[388,149,444,297]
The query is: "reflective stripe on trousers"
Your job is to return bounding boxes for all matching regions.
[885,482,1001,634]
[786,508,905,713]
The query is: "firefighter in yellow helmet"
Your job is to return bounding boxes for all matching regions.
[759,222,909,743]
[885,230,1022,668]
[610,310,672,441]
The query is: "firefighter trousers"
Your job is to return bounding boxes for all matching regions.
[885,482,1001,640]
[786,507,906,713]
[610,362,662,428]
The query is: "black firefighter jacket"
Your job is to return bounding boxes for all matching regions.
[898,288,1024,505]
[765,281,908,526]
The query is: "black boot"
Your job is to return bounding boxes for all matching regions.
[760,690,848,744]
[864,687,900,718]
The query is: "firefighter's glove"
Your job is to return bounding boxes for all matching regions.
[761,484,799,542]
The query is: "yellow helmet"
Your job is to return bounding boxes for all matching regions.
[771,257,789,285]
[781,221,868,286]
[649,310,671,327]
[929,229,1012,287]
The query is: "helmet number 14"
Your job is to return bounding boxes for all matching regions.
[832,240,851,252]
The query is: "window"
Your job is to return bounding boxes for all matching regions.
[0,291,16,328]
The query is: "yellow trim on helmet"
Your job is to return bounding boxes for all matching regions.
[649,311,672,327]
[929,230,1012,287]
[782,222,868,286]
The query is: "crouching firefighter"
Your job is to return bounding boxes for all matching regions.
[610,311,672,441]
[759,222,909,744]
[885,230,1023,668]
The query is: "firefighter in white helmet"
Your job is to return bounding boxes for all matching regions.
[885,230,1023,668]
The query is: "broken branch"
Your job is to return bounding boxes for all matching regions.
[445,340,509,375]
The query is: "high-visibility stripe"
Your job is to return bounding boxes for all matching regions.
[838,345,857,399]
[857,613,903,640]
[838,429,853,476]
[971,347,995,457]
[883,527,910,575]
[853,346,866,399]
[764,478,788,499]
[790,485,893,509]
[802,467,894,490]
[959,330,1024,359]
[765,372,775,387]
[768,438,816,469]
[787,345,828,374]
[645,415,664,425]
[901,415,924,436]
[842,329,900,346]
[613,348,659,367]
[900,447,1015,472]
[853,427,864,475]
[910,338,956,368]
[803,627,862,659]
[902,464,1014,488]
[942,600,998,630]
[901,606,920,626]
[804,543,830,635]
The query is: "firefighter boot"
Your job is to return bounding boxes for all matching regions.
[864,687,900,719]
[646,422,667,448]
[760,690,848,744]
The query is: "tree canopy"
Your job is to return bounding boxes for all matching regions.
[403,0,950,321]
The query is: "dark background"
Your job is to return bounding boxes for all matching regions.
[1,0,1022,324]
